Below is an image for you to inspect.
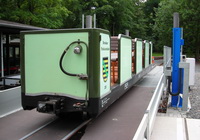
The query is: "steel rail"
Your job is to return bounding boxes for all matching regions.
[19,117,58,140]
[61,118,92,140]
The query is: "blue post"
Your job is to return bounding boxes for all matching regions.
[172,28,181,93]
[171,13,184,107]
[171,28,181,107]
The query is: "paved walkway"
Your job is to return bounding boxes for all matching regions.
[81,66,162,140]
[151,62,200,140]
[151,115,200,140]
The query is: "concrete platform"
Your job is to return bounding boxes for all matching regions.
[81,66,163,140]
[151,116,200,140]
[81,86,155,140]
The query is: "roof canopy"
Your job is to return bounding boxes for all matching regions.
[0,20,45,34]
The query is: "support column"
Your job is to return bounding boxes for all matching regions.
[163,46,171,87]
[171,12,184,107]
[93,13,96,28]
[0,32,4,77]
[6,34,10,75]
[179,62,190,111]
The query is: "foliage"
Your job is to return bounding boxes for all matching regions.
[180,0,200,60]
[153,52,163,56]
[153,0,200,60]
[0,0,200,59]
[0,0,148,37]
[143,0,160,42]
[63,0,148,39]
[153,0,181,52]
[0,0,69,28]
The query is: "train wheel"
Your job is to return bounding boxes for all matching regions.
[82,112,90,120]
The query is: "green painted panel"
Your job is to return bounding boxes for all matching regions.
[145,41,149,68]
[100,33,110,97]
[120,36,132,84]
[136,40,143,73]
[25,32,88,98]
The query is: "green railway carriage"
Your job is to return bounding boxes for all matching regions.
[21,28,153,117]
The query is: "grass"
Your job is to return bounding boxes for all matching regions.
[153,52,163,57]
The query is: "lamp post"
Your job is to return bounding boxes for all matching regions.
[91,7,96,28]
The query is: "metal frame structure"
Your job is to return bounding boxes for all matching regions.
[179,61,190,111]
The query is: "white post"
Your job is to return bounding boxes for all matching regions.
[86,15,92,28]
[91,7,96,28]
[94,13,96,28]
[82,14,85,29]
[125,30,129,36]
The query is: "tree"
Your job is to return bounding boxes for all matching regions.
[0,0,69,28]
[180,0,200,60]
[63,0,147,39]
[143,0,160,41]
[153,0,200,60]
[153,0,182,52]
[0,0,148,40]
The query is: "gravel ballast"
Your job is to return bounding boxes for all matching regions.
[187,62,200,119]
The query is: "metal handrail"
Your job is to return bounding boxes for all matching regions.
[133,74,164,140]
[0,75,21,89]
[0,77,20,80]
[147,74,164,135]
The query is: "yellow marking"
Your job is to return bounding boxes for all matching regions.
[104,60,108,63]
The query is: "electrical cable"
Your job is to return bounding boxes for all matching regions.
[59,39,88,80]
[59,39,89,108]
[167,76,180,96]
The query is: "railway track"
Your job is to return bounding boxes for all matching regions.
[18,114,92,140]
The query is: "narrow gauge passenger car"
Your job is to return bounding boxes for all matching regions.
[21,28,153,117]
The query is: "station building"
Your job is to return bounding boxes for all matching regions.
[0,19,44,78]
